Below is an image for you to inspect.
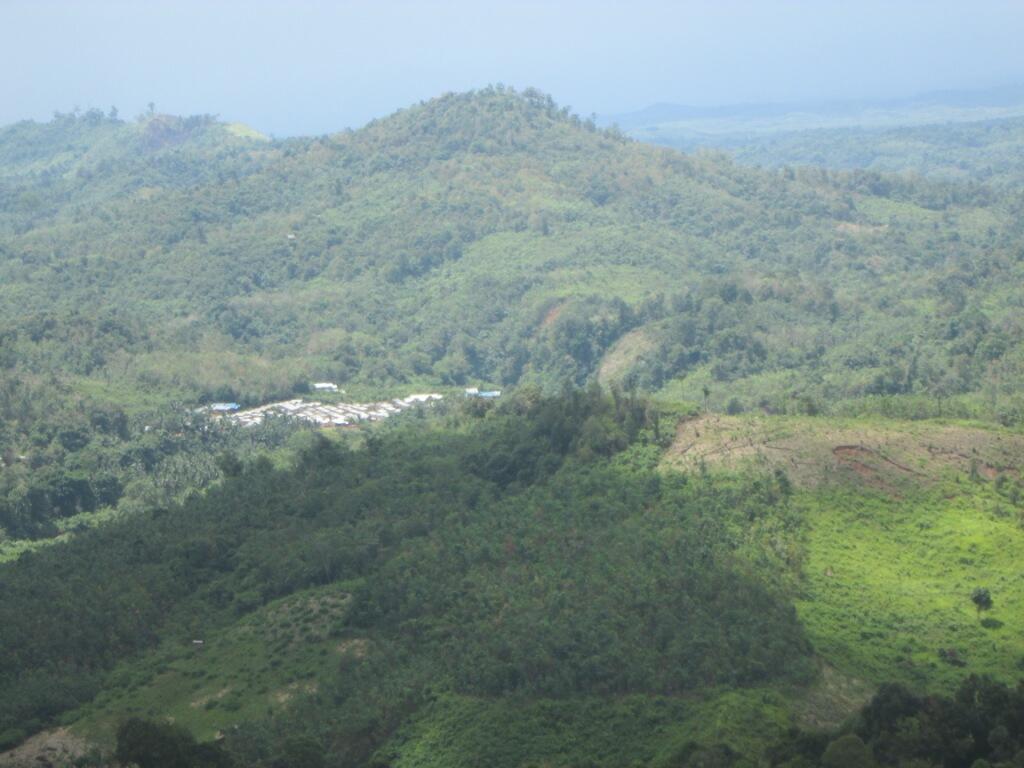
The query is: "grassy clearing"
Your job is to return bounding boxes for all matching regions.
[795,483,1024,691]
[0,506,125,563]
[597,327,657,385]
[223,123,268,142]
[855,196,943,226]
[662,413,1024,693]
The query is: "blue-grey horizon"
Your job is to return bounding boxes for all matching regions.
[2,0,1023,137]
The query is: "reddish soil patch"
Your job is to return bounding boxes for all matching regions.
[539,302,565,330]
[832,445,875,461]
[833,445,923,476]
[832,446,888,489]
[662,414,1024,492]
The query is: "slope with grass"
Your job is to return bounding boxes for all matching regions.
[664,414,1024,694]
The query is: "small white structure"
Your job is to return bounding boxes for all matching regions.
[465,388,501,399]
[313,382,339,392]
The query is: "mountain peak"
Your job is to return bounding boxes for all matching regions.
[349,86,612,159]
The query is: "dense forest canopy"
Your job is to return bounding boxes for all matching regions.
[1,88,1021,408]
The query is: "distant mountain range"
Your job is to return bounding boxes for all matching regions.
[601,83,1024,138]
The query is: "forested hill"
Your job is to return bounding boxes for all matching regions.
[4,89,1024,768]
[2,87,1022,417]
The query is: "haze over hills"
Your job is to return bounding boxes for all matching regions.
[605,85,1024,186]
[603,83,1024,137]
[2,87,1024,767]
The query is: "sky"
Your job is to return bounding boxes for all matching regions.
[1,0,1023,136]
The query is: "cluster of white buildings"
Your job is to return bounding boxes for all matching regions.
[219,393,443,428]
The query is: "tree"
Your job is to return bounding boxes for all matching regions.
[774,468,792,498]
[115,718,194,768]
[821,734,877,768]
[972,587,993,615]
[277,736,325,768]
[215,451,244,478]
[115,718,231,768]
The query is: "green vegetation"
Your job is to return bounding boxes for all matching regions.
[770,675,1024,767]
[0,372,305,548]
[3,396,1023,766]
[68,585,356,743]
[113,718,232,768]
[664,415,1024,692]
[2,88,1024,766]
[4,87,1024,545]
[1,391,814,765]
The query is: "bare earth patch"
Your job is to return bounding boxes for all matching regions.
[0,728,90,768]
[835,221,888,236]
[597,328,656,385]
[539,302,566,330]
[190,686,232,709]
[272,681,319,706]
[336,638,370,658]
[662,414,1023,491]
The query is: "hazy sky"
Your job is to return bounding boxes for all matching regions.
[1,0,1023,136]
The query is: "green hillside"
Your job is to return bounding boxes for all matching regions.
[663,415,1024,688]
[2,87,1022,406]
[2,89,1024,767]
[0,392,808,761]
[3,87,1023,545]
[2,394,1022,767]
